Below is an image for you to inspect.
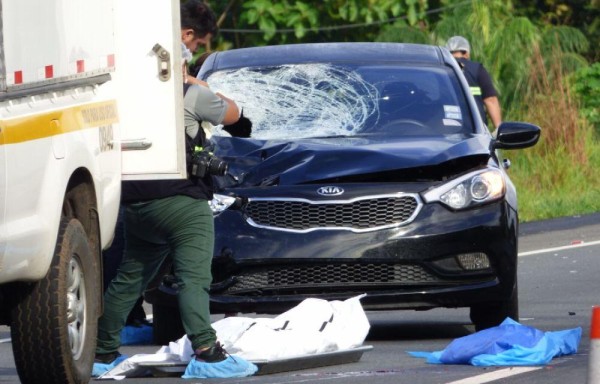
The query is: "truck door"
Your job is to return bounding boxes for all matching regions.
[114,0,187,180]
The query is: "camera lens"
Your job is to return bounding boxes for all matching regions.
[208,157,228,176]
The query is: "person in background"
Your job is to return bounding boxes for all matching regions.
[93,1,257,379]
[446,36,502,131]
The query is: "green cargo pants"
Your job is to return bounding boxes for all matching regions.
[96,194,216,353]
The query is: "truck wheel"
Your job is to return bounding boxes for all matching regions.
[11,218,99,384]
[470,284,519,332]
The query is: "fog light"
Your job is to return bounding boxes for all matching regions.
[457,253,490,270]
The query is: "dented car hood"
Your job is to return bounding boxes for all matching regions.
[211,134,492,188]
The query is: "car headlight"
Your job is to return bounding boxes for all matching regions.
[422,168,505,210]
[209,194,237,215]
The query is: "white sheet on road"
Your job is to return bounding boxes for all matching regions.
[99,294,370,379]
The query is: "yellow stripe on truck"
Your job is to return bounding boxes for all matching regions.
[0,100,119,145]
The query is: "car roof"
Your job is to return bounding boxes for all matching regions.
[200,42,450,75]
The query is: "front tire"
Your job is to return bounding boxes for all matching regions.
[470,283,519,332]
[11,218,100,384]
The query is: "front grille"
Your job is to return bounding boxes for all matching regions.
[245,194,420,232]
[223,263,441,294]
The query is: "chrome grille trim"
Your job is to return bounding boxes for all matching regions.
[244,193,422,233]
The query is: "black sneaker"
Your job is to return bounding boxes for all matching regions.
[194,342,229,363]
[95,351,122,364]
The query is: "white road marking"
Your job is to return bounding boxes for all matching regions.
[0,338,11,343]
[445,367,542,384]
[518,239,600,257]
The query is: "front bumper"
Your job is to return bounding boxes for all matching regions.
[204,198,518,314]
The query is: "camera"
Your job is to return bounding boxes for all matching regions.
[190,150,229,178]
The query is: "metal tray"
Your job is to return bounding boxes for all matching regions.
[137,345,373,377]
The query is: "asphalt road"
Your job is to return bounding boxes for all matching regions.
[1,212,599,383]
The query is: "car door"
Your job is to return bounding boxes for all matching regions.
[114,0,187,180]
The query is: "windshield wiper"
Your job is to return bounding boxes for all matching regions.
[305,134,367,139]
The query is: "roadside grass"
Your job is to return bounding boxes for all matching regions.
[509,141,600,222]
[507,46,600,223]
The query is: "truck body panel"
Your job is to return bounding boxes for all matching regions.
[0,1,114,91]
[0,0,187,283]
[0,1,190,380]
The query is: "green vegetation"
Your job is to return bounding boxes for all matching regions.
[201,0,600,222]
[507,51,600,222]
[573,63,600,136]
[510,146,600,222]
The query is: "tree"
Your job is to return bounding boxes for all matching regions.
[208,0,429,48]
[512,0,599,62]
[430,0,588,118]
[202,0,591,120]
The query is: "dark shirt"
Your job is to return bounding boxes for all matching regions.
[122,84,229,203]
[121,126,215,203]
[121,177,213,203]
[455,57,498,125]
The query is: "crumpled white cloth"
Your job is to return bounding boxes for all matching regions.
[98,294,369,379]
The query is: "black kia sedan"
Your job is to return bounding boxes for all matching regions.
[147,42,540,342]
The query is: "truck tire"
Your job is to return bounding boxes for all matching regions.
[11,218,99,384]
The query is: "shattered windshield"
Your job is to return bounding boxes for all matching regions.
[206,63,473,140]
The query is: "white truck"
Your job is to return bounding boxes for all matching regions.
[0,1,189,382]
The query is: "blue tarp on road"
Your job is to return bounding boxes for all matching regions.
[408,318,581,366]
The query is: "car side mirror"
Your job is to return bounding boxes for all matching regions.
[493,122,541,150]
